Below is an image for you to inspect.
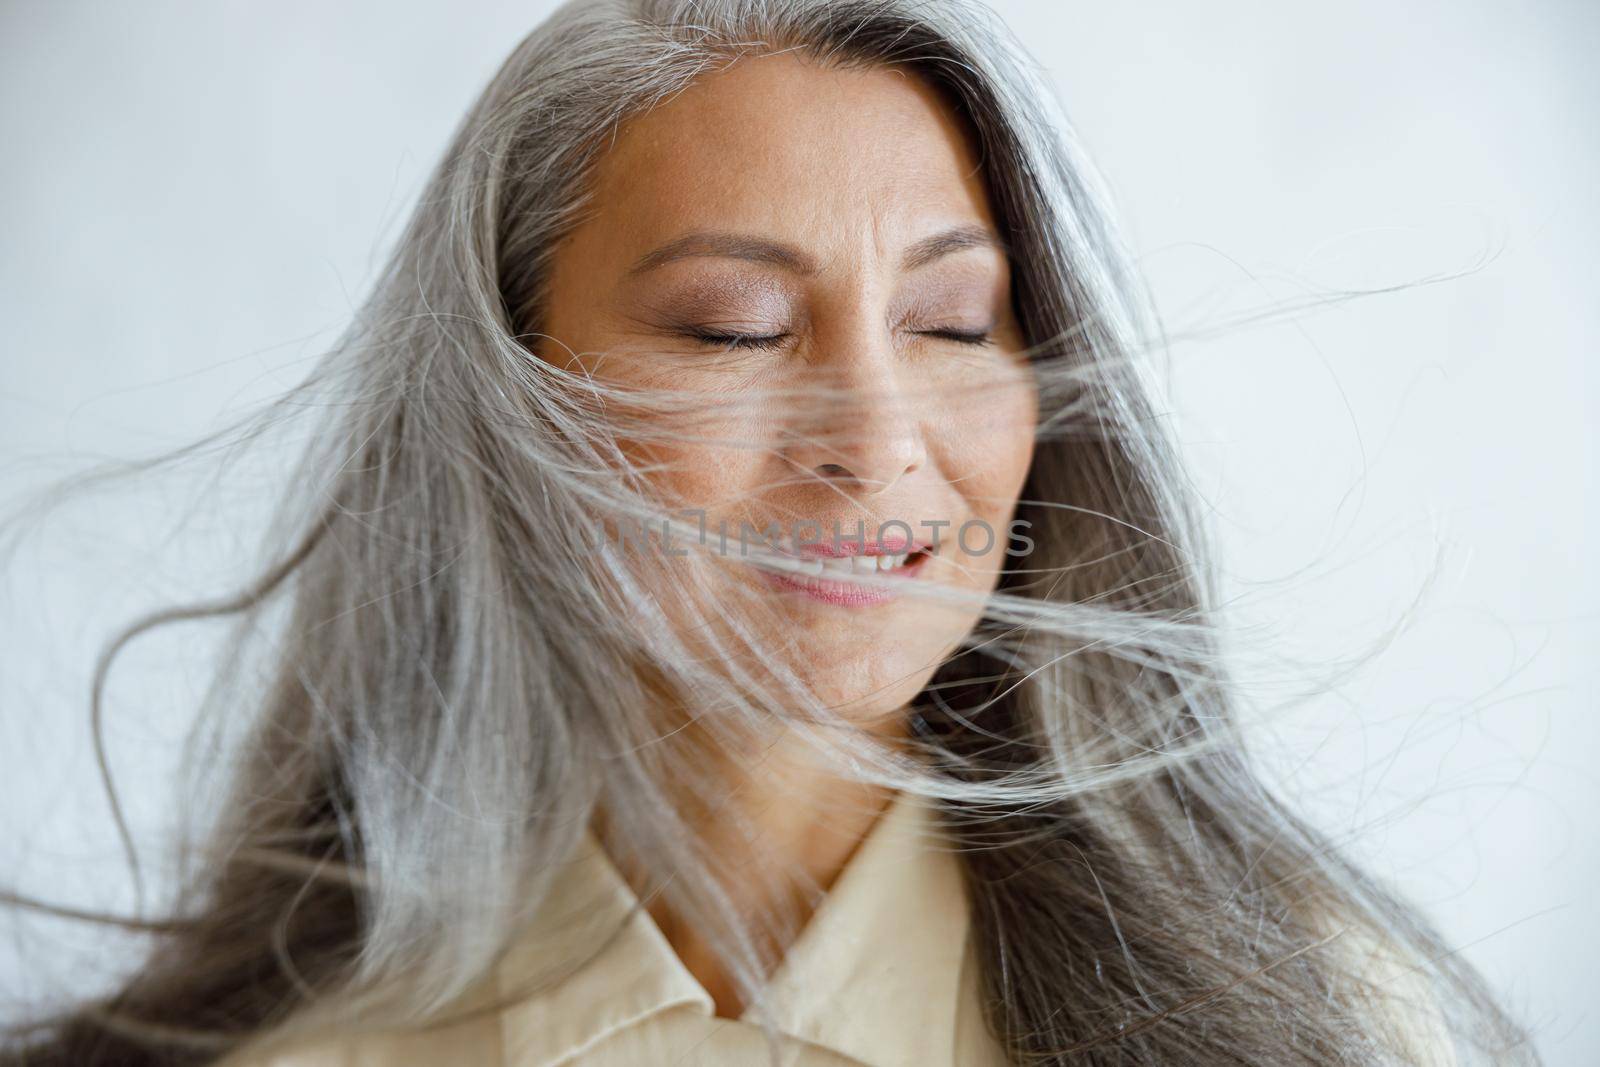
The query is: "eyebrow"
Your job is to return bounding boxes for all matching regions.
[624,223,1007,277]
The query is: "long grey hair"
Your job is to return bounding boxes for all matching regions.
[2,0,1535,1064]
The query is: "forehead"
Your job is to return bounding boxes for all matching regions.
[577,52,1000,266]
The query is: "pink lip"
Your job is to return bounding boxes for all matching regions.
[761,541,934,606]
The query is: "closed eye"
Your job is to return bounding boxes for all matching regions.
[688,330,790,351]
[918,327,994,346]
[687,328,994,350]
[688,331,787,351]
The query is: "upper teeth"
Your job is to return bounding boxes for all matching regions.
[773,552,911,577]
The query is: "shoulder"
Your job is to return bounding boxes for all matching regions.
[1337,923,1458,1067]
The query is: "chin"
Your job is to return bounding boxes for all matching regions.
[776,600,982,719]
[799,649,946,724]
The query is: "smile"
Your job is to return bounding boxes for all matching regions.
[753,538,935,606]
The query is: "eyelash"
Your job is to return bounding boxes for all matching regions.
[688,328,994,350]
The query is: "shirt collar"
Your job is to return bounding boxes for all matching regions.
[746,786,971,1065]
[494,787,972,1066]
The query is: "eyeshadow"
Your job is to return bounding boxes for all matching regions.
[633,269,798,328]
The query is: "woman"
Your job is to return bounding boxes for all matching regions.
[2,1,1535,1064]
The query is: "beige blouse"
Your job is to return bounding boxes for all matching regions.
[233,786,1455,1067]
[242,787,1011,1066]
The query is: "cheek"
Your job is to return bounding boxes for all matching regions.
[652,444,766,519]
[643,391,777,518]
[580,351,778,514]
[938,371,1036,579]
[948,369,1037,512]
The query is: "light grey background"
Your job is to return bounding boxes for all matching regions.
[1,2,1594,1061]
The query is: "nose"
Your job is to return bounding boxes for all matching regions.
[781,346,926,496]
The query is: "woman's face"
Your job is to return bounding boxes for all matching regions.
[537,53,1037,724]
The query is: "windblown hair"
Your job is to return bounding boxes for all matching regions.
[2,1,1535,1064]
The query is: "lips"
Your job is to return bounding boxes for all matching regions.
[756,536,935,605]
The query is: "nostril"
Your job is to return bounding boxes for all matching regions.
[816,462,852,479]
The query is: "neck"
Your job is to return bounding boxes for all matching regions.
[596,713,911,1019]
